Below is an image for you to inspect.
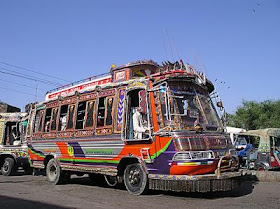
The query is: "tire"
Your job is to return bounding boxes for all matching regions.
[1,157,16,176]
[124,163,149,195]
[256,163,269,171]
[46,158,66,185]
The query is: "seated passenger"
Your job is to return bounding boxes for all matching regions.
[61,115,67,131]
[133,107,148,139]
[238,143,253,167]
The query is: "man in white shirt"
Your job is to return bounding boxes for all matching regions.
[61,115,67,131]
[133,107,148,139]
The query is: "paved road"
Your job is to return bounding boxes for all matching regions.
[0,173,279,209]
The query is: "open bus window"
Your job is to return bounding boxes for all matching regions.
[85,101,95,128]
[50,108,58,131]
[97,97,105,127]
[58,105,68,131]
[76,101,87,129]
[66,105,75,129]
[44,108,52,132]
[105,98,113,126]
[33,110,44,133]
[3,122,20,146]
[38,111,44,132]
[125,89,149,140]
[33,110,41,133]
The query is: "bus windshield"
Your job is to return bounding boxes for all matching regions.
[158,81,222,132]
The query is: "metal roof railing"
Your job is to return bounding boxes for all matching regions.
[46,72,111,94]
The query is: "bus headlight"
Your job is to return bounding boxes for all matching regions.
[173,151,214,161]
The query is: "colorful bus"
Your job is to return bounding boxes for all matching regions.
[27,60,240,195]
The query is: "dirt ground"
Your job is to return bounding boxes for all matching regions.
[0,173,279,209]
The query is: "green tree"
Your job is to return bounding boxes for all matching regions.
[226,100,280,130]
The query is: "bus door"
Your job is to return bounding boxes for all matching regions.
[124,88,152,141]
[123,88,154,162]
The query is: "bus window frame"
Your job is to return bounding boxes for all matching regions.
[84,100,96,130]
[104,96,114,127]
[96,96,115,129]
[95,89,116,135]
[75,100,87,130]
[33,109,44,133]
[43,107,53,133]
[38,110,45,133]
[57,104,69,132]
[66,104,76,131]
[50,107,59,132]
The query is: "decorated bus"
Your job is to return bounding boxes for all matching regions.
[27,60,240,195]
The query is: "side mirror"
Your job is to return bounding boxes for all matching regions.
[217,101,223,108]
[216,101,224,111]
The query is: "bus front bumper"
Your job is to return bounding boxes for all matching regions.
[148,171,242,192]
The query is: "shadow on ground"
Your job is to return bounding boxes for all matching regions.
[0,195,70,209]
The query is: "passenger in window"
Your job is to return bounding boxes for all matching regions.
[106,98,113,125]
[67,105,75,129]
[61,115,67,131]
[45,121,50,132]
[133,107,148,139]
[86,101,94,127]
[97,112,104,127]
[51,109,58,130]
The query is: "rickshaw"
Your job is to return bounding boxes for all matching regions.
[235,128,280,170]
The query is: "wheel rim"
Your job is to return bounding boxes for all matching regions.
[48,164,57,181]
[128,166,141,186]
[3,161,9,172]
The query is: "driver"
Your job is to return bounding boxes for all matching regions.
[133,107,148,139]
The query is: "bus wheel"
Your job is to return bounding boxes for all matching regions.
[46,159,65,185]
[124,163,148,195]
[104,175,118,187]
[1,157,16,176]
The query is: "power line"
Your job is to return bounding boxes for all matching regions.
[0,86,44,97]
[0,78,48,92]
[0,66,62,86]
[0,61,71,83]
[0,68,61,87]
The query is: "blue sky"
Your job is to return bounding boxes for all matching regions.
[0,0,279,113]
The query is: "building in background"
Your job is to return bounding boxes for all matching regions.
[0,101,20,113]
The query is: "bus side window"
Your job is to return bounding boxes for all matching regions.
[38,111,44,132]
[50,108,59,131]
[97,97,105,127]
[58,105,68,131]
[105,97,113,126]
[67,105,75,130]
[76,101,87,129]
[33,110,41,133]
[85,101,95,128]
[43,108,52,132]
